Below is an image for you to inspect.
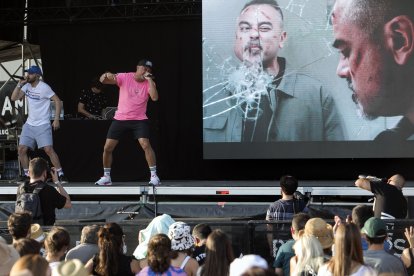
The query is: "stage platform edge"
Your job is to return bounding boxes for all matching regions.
[1,180,414,196]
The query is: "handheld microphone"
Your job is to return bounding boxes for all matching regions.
[12,75,25,80]
[145,73,155,79]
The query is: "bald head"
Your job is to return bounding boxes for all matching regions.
[388,174,405,189]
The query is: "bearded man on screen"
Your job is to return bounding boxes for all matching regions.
[203,0,344,142]
[332,0,414,141]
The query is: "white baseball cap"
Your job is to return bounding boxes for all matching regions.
[229,254,268,276]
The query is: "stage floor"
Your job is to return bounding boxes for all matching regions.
[2,180,414,197]
[3,180,414,224]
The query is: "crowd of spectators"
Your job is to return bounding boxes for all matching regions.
[1,174,412,275]
[1,212,274,276]
[1,208,412,276]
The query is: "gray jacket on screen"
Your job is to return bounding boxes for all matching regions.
[203,72,344,142]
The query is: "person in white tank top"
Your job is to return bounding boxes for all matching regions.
[168,222,199,276]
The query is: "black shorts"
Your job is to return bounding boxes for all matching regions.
[107,120,150,140]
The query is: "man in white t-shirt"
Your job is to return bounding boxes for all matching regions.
[11,65,68,183]
[95,59,160,186]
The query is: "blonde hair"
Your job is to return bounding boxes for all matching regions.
[292,234,324,276]
[327,223,364,276]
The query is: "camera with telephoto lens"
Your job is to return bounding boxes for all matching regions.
[46,164,53,182]
[358,174,383,183]
[293,191,310,202]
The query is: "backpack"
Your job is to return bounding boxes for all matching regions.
[15,181,46,219]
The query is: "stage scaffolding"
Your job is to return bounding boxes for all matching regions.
[1,1,201,27]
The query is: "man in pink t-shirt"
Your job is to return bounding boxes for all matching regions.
[95,59,160,186]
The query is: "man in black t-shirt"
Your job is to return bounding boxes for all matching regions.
[78,78,108,119]
[355,174,407,219]
[16,157,72,225]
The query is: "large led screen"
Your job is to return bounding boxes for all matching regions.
[203,0,414,158]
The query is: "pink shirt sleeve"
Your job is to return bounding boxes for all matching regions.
[116,73,126,87]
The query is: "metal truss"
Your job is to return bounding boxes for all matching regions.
[1,1,201,26]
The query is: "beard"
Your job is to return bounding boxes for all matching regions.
[240,40,264,65]
[346,44,412,120]
[347,78,379,121]
[355,101,378,121]
[27,77,36,84]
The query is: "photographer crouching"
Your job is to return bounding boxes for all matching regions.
[15,157,72,225]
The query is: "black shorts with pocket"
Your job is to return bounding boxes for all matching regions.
[107,119,150,140]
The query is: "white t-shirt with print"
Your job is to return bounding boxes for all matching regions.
[21,81,55,126]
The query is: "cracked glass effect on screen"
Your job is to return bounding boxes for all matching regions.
[203,61,274,121]
[202,0,402,143]
[203,0,336,133]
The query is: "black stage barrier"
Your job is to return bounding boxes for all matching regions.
[52,120,156,182]
[0,219,411,264]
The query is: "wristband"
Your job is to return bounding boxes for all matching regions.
[17,84,23,89]
[54,181,61,185]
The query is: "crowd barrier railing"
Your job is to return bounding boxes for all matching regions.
[1,218,413,261]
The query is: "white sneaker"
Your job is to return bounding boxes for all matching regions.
[95,176,112,186]
[149,175,161,186]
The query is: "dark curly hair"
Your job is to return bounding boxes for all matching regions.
[148,234,171,273]
[8,211,32,240]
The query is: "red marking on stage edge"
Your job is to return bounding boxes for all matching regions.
[216,190,230,195]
